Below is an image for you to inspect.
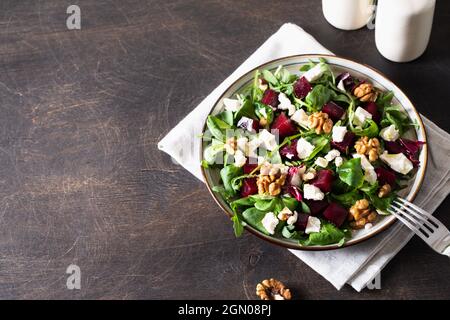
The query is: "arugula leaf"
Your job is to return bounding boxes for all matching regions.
[300,201,311,214]
[351,119,379,137]
[235,98,256,121]
[282,224,303,239]
[262,69,279,86]
[331,190,362,208]
[304,136,330,162]
[206,115,232,141]
[337,158,364,188]
[220,164,243,195]
[231,214,244,237]
[203,138,225,164]
[252,70,263,103]
[217,110,234,126]
[254,102,274,125]
[254,198,279,212]
[242,207,271,235]
[231,196,256,208]
[281,196,299,211]
[361,181,396,211]
[305,85,332,112]
[300,222,346,246]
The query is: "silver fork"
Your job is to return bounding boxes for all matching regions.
[388,198,450,257]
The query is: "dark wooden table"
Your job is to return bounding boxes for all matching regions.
[0,0,449,300]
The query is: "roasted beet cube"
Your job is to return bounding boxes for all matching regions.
[375,167,396,187]
[240,178,258,197]
[243,161,258,174]
[293,76,312,99]
[331,132,356,154]
[322,202,348,228]
[271,112,298,138]
[304,199,329,216]
[384,141,403,154]
[322,101,345,121]
[295,213,310,231]
[261,89,279,108]
[312,169,334,193]
[280,139,298,160]
[364,102,381,123]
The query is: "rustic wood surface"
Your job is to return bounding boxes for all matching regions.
[0,0,449,300]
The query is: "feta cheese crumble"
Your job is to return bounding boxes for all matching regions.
[278,92,296,116]
[353,153,377,184]
[296,138,315,159]
[353,107,372,127]
[332,125,347,143]
[261,212,279,235]
[380,151,413,175]
[258,129,278,151]
[223,98,242,112]
[233,150,247,167]
[305,216,321,234]
[315,157,329,168]
[290,109,309,128]
[303,184,325,200]
[325,149,340,162]
[334,156,343,167]
[302,63,325,82]
[379,124,400,142]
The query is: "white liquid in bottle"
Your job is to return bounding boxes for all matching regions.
[322,0,374,31]
[375,0,436,62]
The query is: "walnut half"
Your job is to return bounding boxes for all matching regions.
[349,199,378,229]
[256,278,292,300]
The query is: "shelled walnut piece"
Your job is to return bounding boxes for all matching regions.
[308,112,333,135]
[353,83,378,102]
[257,164,287,196]
[378,184,392,198]
[256,278,292,300]
[349,199,378,229]
[354,136,381,162]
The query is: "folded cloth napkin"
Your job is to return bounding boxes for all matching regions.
[158,23,450,291]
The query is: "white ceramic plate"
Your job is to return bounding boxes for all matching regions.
[201,54,427,250]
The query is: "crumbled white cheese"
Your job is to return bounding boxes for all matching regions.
[332,125,347,143]
[315,157,329,168]
[380,151,413,175]
[353,154,377,184]
[337,80,346,92]
[236,137,248,153]
[303,184,325,200]
[305,216,321,234]
[234,150,247,167]
[296,138,315,159]
[287,211,298,225]
[257,156,267,166]
[380,124,400,142]
[302,63,325,82]
[325,149,341,162]
[335,156,343,167]
[223,98,242,112]
[248,138,262,158]
[278,92,296,116]
[303,168,316,181]
[258,129,278,151]
[258,78,268,91]
[290,109,310,128]
[353,107,372,127]
[261,212,279,235]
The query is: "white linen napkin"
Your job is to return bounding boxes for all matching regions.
[157,23,450,291]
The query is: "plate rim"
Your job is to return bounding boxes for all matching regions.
[200,53,428,251]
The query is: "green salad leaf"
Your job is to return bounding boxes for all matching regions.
[337,158,364,188]
[300,222,347,246]
[242,207,270,234]
[206,115,232,141]
[305,84,332,112]
[220,164,243,195]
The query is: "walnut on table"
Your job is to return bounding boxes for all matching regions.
[256,278,292,300]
